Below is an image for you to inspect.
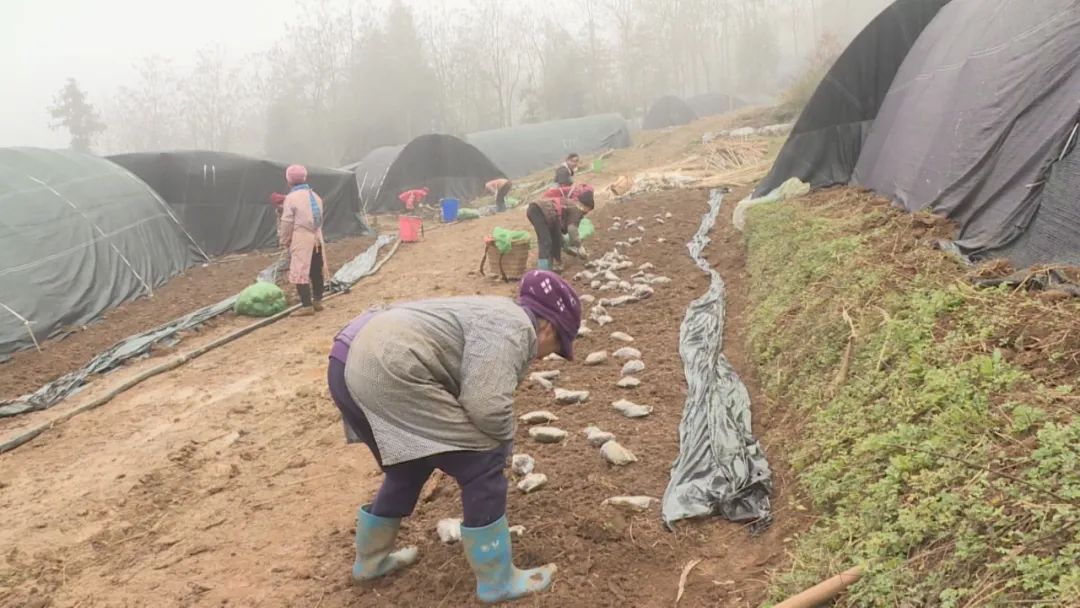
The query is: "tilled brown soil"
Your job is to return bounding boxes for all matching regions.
[0,236,375,401]
[0,187,808,608]
[326,189,804,608]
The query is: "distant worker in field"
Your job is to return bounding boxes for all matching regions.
[326,270,581,603]
[485,177,513,212]
[398,187,430,213]
[554,152,579,187]
[526,188,594,272]
[279,164,328,316]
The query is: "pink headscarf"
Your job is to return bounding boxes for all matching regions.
[285,164,308,186]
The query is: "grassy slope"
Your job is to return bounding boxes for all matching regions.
[744,189,1080,606]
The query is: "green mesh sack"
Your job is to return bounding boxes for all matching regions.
[563,218,596,247]
[577,218,595,241]
[234,281,288,317]
[457,208,481,220]
[492,227,532,253]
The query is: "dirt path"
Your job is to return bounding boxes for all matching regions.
[0,184,807,607]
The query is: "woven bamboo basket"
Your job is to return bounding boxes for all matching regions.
[480,237,531,281]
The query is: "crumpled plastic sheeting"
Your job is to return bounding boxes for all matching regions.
[732,177,810,232]
[0,236,397,418]
[329,234,396,291]
[971,267,1080,297]
[662,189,773,532]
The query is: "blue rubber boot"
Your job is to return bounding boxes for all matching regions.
[351,505,419,581]
[461,516,556,603]
[537,258,552,270]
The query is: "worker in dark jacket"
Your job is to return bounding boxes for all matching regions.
[553,153,580,187]
[526,189,594,272]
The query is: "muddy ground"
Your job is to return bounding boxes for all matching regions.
[0,184,808,607]
[0,236,376,401]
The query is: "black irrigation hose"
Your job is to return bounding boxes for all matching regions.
[0,239,401,455]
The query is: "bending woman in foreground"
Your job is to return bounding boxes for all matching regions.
[326,271,581,603]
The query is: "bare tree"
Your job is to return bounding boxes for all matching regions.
[473,0,530,127]
[179,46,252,151]
[109,56,181,153]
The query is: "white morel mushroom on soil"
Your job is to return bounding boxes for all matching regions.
[638,262,654,271]
[600,441,638,466]
[530,375,553,390]
[580,294,596,304]
[554,388,590,404]
[578,325,593,337]
[437,518,462,544]
[590,280,602,289]
[583,426,615,447]
[612,399,653,418]
[613,346,642,360]
[528,426,568,443]
[649,276,672,285]
[617,376,642,389]
[509,525,526,537]
[590,305,609,322]
[596,315,615,326]
[517,473,548,494]
[621,360,646,376]
[610,331,635,343]
[602,496,658,512]
[511,454,535,476]
[532,370,560,380]
[543,353,565,363]
[519,410,559,425]
[632,285,655,300]
[584,351,608,365]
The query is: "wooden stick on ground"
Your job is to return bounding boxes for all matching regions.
[772,566,865,608]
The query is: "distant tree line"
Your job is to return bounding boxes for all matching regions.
[50,0,886,163]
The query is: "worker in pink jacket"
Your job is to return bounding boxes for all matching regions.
[279,164,329,316]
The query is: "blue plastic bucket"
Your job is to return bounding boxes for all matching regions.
[440,198,460,222]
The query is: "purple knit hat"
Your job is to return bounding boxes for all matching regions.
[517,270,582,360]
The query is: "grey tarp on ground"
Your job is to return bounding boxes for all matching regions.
[466,114,631,179]
[662,190,772,529]
[852,0,1080,260]
[754,0,950,197]
[109,150,368,257]
[0,147,207,356]
[0,235,397,417]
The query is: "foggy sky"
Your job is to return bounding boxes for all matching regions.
[2,0,307,148]
[3,0,887,151]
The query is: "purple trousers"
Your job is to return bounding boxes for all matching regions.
[327,357,510,528]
